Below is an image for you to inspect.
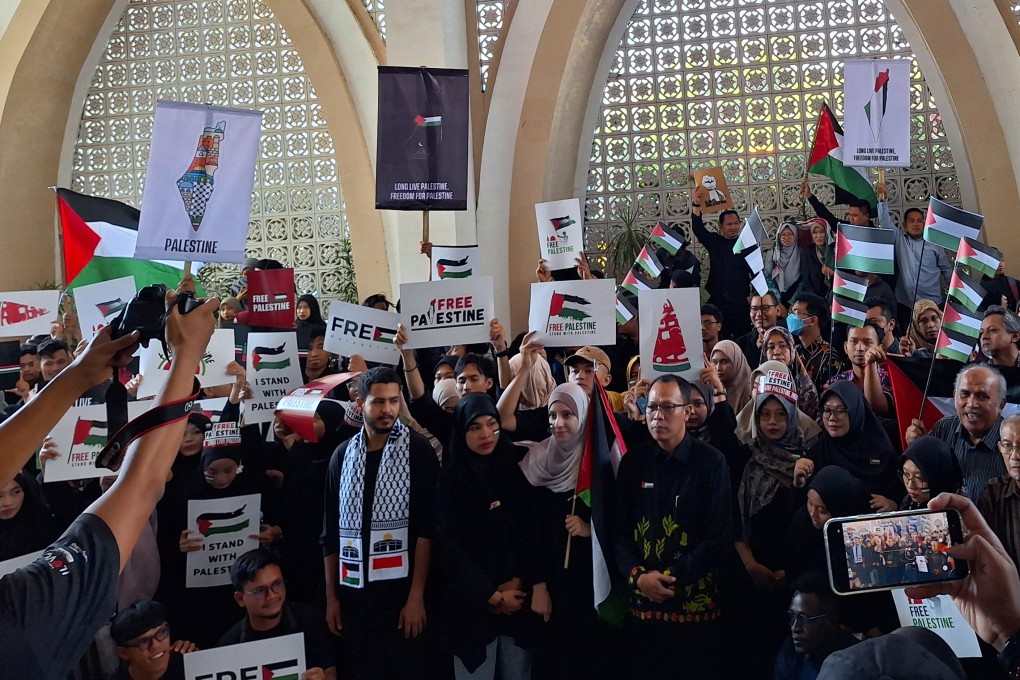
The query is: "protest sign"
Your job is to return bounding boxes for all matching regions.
[692,167,734,214]
[375,66,469,211]
[843,59,911,167]
[245,332,302,424]
[0,551,43,577]
[247,268,296,328]
[430,245,480,281]
[183,633,306,680]
[891,589,980,657]
[73,276,136,337]
[638,288,705,377]
[528,279,617,347]
[193,397,228,423]
[43,402,152,482]
[135,101,262,263]
[276,374,360,442]
[185,493,260,588]
[535,199,584,270]
[324,301,401,365]
[137,328,235,399]
[399,277,494,349]
[0,290,61,338]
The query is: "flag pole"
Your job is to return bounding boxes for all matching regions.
[564,493,578,570]
[565,383,599,570]
[422,209,430,246]
[829,224,841,383]
[918,278,955,420]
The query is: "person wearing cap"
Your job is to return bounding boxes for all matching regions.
[563,345,626,413]
[109,600,197,680]
[228,257,260,310]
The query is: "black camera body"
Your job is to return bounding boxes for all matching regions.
[110,284,202,342]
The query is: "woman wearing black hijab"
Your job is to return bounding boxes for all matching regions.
[295,293,325,328]
[799,381,903,511]
[899,436,963,510]
[437,393,545,679]
[0,473,57,561]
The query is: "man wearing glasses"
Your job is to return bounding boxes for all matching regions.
[735,290,785,368]
[110,600,197,680]
[219,549,336,679]
[612,375,732,675]
[773,572,857,680]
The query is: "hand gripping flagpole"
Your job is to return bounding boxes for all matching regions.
[565,378,600,570]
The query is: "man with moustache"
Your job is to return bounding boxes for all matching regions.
[321,367,440,680]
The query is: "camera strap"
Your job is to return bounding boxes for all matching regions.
[95,376,202,472]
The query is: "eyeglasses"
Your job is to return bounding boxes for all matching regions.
[820,407,849,420]
[999,441,1020,457]
[787,611,829,628]
[646,402,687,415]
[900,470,927,486]
[123,622,170,650]
[750,305,778,313]
[790,309,815,319]
[700,319,721,328]
[244,578,286,599]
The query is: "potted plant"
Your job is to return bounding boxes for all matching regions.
[603,201,650,280]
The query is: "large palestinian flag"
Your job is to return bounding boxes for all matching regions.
[57,188,202,291]
[807,103,877,206]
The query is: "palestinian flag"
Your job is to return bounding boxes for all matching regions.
[831,295,867,327]
[942,302,982,339]
[621,268,658,295]
[956,237,1001,279]
[261,659,300,680]
[550,215,576,231]
[744,245,764,274]
[549,292,592,321]
[372,326,397,344]
[96,298,127,321]
[650,222,684,255]
[72,418,107,447]
[923,197,982,252]
[866,69,890,141]
[807,103,877,206]
[835,223,895,275]
[414,115,441,127]
[436,256,472,279]
[271,293,289,303]
[935,327,975,363]
[56,188,202,291]
[615,292,637,324]
[750,270,769,296]
[634,246,663,279]
[251,343,291,371]
[575,380,627,622]
[832,270,869,302]
[948,268,986,313]
[732,208,766,254]
[196,505,250,536]
[341,561,361,586]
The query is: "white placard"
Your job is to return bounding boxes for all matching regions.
[399,277,494,350]
[535,198,584,270]
[193,397,228,422]
[185,493,260,588]
[0,551,43,577]
[843,59,911,167]
[73,276,137,338]
[0,291,61,338]
[638,288,705,377]
[42,402,153,482]
[891,589,981,657]
[324,301,401,365]
[431,244,481,281]
[245,332,303,424]
[135,101,263,263]
[527,279,617,347]
[137,328,236,398]
[184,633,306,680]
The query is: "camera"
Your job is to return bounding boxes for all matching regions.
[110,284,202,342]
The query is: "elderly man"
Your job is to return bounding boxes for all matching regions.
[906,364,1008,501]
[979,305,1020,368]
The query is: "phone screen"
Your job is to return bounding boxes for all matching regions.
[825,509,967,595]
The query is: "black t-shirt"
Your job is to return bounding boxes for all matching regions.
[109,653,185,679]
[217,602,335,670]
[0,513,119,680]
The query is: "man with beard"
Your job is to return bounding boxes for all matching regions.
[321,367,440,680]
[220,549,335,679]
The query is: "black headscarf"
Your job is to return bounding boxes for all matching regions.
[296,294,324,328]
[900,436,963,498]
[810,381,899,491]
[446,394,521,488]
[808,466,871,519]
[0,473,56,560]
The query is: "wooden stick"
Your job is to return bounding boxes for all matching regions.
[564,493,578,570]
[183,261,193,277]
[422,210,430,244]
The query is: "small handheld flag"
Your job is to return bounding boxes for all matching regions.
[835,223,895,275]
[750,270,769,297]
[732,207,766,254]
[621,268,659,295]
[831,295,868,327]
[948,268,986,313]
[924,197,982,251]
[935,327,975,363]
[650,222,685,255]
[942,302,982,340]
[955,237,1001,279]
[634,246,664,279]
[832,270,869,302]
[744,246,764,274]
[615,292,637,324]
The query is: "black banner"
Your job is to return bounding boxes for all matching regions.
[375,66,469,211]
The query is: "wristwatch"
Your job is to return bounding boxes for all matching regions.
[998,631,1020,679]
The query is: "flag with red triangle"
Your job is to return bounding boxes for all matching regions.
[807,103,877,206]
[834,224,895,274]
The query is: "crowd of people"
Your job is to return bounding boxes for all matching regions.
[5,180,1020,680]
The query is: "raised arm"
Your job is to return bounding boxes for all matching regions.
[394,324,426,400]
[802,179,840,232]
[489,318,512,390]
[496,331,541,433]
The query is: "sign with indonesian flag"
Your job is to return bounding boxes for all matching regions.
[638,288,704,377]
[324,301,401,365]
[0,291,61,338]
[399,277,494,349]
[185,493,260,588]
[183,633,306,680]
[843,59,911,167]
[247,268,296,329]
[527,279,616,347]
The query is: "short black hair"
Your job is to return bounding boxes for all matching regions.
[305,322,327,343]
[230,548,282,592]
[257,258,285,270]
[19,343,37,357]
[903,207,924,222]
[37,339,69,358]
[792,571,841,618]
[648,374,692,402]
[790,292,829,323]
[753,289,780,307]
[848,198,872,217]
[670,269,699,288]
[110,600,167,646]
[362,293,393,309]
[701,303,724,324]
[719,209,739,224]
[863,297,894,323]
[851,319,885,344]
[357,366,402,398]
[455,353,497,382]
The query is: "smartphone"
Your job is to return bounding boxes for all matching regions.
[823,507,968,595]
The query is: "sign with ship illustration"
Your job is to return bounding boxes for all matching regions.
[639,288,704,377]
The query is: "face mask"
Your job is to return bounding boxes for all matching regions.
[786,315,805,335]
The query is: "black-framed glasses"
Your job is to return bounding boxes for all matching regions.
[750,304,778,313]
[900,469,926,486]
[244,578,286,599]
[787,611,829,629]
[646,402,687,415]
[820,407,849,420]
[123,622,170,650]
